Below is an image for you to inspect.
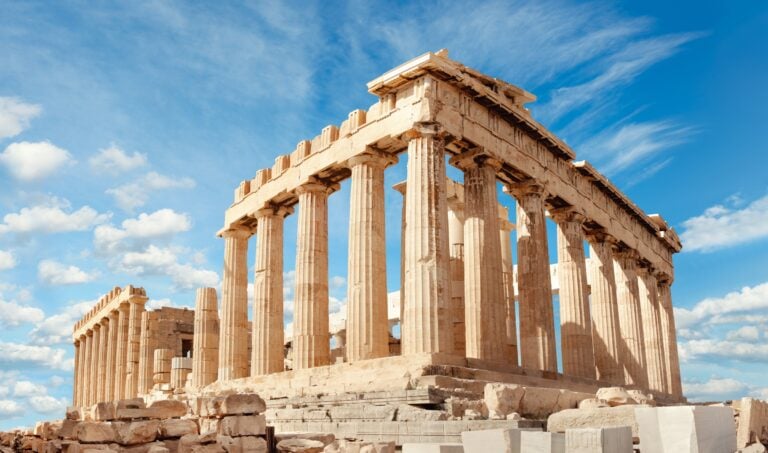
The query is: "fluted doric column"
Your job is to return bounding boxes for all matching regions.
[551,209,595,379]
[499,208,518,365]
[72,339,81,406]
[508,181,556,372]
[657,275,682,397]
[89,325,100,405]
[252,206,291,375]
[193,288,220,387]
[637,265,668,393]
[104,311,118,401]
[218,226,251,381]
[125,297,146,398]
[393,182,407,330]
[114,303,129,400]
[138,311,157,395]
[97,318,109,402]
[401,124,453,355]
[82,331,92,406]
[454,154,506,361]
[613,249,648,389]
[586,234,624,384]
[346,152,396,362]
[447,195,466,356]
[294,180,335,369]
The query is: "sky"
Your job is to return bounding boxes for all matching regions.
[0,0,766,429]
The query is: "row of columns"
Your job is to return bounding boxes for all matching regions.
[72,298,145,407]
[216,122,682,397]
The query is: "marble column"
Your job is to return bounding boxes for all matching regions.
[294,181,334,369]
[586,234,624,384]
[346,152,395,362]
[252,206,291,375]
[637,265,668,393]
[613,249,648,389]
[218,226,251,381]
[72,339,81,406]
[137,311,157,395]
[96,318,109,402]
[193,287,220,387]
[508,181,557,372]
[657,276,683,397]
[89,325,100,405]
[153,349,172,386]
[393,182,407,331]
[552,209,595,379]
[125,298,146,398]
[401,125,453,355]
[459,156,506,361]
[499,209,518,365]
[114,303,130,401]
[82,331,92,406]
[104,311,118,401]
[447,197,465,356]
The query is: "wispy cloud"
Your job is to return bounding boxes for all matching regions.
[37,260,98,286]
[680,194,768,252]
[0,97,41,140]
[106,172,195,212]
[89,145,147,173]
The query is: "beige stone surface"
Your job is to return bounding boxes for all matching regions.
[115,303,130,401]
[635,406,736,453]
[277,438,325,453]
[126,297,147,399]
[159,419,198,438]
[519,431,565,453]
[735,398,768,448]
[104,311,118,403]
[564,427,632,453]
[483,383,524,419]
[217,415,266,437]
[193,287,220,387]
[218,228,251,381]
[547,405,647,440]
[89,324,101,406]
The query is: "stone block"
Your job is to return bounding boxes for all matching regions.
[277,438,324,452]
[564,427,632,453]
[148,400,188,418]
[397,404,448,421]
[461,428,535,453]
[116,399,146,410]
[206,394,266,417]
[91,402,116,421]
[67,407,82,421]
[159,418,198,438]
[199,418,219,436]
[547,405,644,440]
[520,387,560,419]
[635,406,736,453]
[114,420,160,445]
[402,444,463,453]
[115,408,154,420]
[519,431,564,453]
[739,443,768,453]
[218,414,266,437]
[74,422,117,444]
[484,383,524,419]
[735,397,768,448]
[216,435,267,453]
[275,433,335,446]
[61,419,79,440]
[595,387,633,407]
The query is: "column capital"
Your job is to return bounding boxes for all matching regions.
[584,229,618,245]
[92,323,101,332]
[402,122,444,140]
[99,317,110,327]
[449,148,502,172]
[254,204,294,220]
[108,309,119,321]
[219,225,252,239]
[499,218,515,232]
[347,148,398,169]
[549,206,587,225]
[295,178,340,196]
[635,261,656,278]
[504,179,547,199]
[656,271,674,286]
[74,338,80,346]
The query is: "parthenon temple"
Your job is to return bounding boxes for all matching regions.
[71,50,685,435]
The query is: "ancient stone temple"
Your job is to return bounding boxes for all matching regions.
[68,51,686,447]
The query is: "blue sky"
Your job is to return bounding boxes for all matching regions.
[0,0,766,429]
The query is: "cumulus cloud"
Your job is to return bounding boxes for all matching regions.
[675,281,768,329]
[0,300,44,327]
[0,400,24,418]
[0,250,17,270]
[89,145,147,173]
[680,194,768,252]
[106,171,195,212]
[119,245,218,291]
[726,326,761,342]
[680,339,768,363]
[684,377,749,401]
[0,141,74,181]
[28,300,92,345]
[0,97,41,139]
[13,381,46,398]
[0,196,109,235]
[0,342,72,370]
[94,208,191,254]
[29,396,68,414]
[37,260,98,285]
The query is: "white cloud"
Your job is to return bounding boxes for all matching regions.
[0,400,24,418]
[89,145,147,173]
[106,171,195,211]
[29,396,68,414]
[119,245,218,291]
[726,326,760,342]
[680,338,768,363]
[0,387,8,398]
[0,250,17,270]
[0,196,109,234]
[37,260,98,285]
[94,208,191,254]
[330,276,346,289]
[0,300,44,327]
[675,281,768,329]
[684,378,749,401]
[28,300,92,345]
[13,381,46,398]
[0,97,41,139]
[49,376,65,387]
[0,342,72,371]
[680,194,768,252]
[0,141,74,181]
